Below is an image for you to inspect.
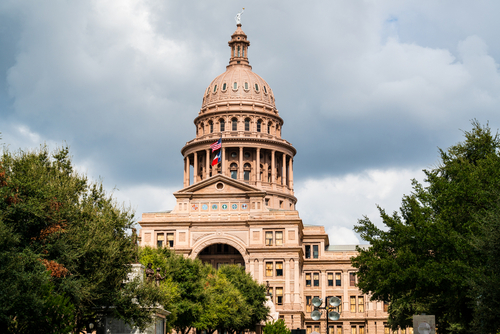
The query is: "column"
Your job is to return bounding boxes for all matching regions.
[249,259,255,278]
[239,146,244,180]
[289,157,294,190]
[258,259,264,284]
[321,271,326,300]
[282,154,287,186]
[256,148,261,185]
[193,151,198,183]
[285,259,291,304]
[205,149,210,179]
[184,155,190,187]
[294,259,300,305]
[222,147,226,176]
[271,150,276,187]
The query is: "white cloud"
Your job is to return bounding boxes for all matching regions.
[295,168,426,244]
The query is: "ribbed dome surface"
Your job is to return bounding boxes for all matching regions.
[202,65,276,109]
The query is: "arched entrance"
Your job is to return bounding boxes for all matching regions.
[197,243,245,269]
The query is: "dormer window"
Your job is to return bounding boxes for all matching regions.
[213,85,217,93]
[255,83,259,92]
[222,83,227,91]
[245,82,249,90]
[263,86,267,94]
[233,82,237,90]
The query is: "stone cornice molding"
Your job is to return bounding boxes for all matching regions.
[181,136,296,156]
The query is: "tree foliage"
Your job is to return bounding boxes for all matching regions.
[0,146,165,333]
[263,319,291,334]
[352,122,500,333]
[140,247,269,334]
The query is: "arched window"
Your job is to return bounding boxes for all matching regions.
[257,120,262,132]
[268,167,272,182]
[232,118,238,131]
[209,121,213,133]
[267,122,271,134]
[230,163,238,180]
[220,119,225,132]
[243,47,245,57]
[245,118,250,131]
[244,163,251,181]
[238,46,241,57]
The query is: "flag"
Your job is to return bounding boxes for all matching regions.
[210,138,222,152]
[211,151,221,166]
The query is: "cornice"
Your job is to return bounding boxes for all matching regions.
[181,136,296,156]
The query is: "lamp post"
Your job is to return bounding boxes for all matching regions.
[310,297,341,333]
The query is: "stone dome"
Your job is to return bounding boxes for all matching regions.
[201,66,276,109]
[200,24,277,112]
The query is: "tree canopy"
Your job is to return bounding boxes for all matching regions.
[0,146,166,333]
[352,122,500,333]
[140,246,269,334]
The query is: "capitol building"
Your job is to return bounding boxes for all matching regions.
[139,21,396,334]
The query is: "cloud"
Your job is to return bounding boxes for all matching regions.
[295,167,426,244]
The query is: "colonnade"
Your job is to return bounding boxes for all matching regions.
[183,146,294,191]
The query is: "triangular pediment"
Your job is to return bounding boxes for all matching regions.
[174,175,266,199]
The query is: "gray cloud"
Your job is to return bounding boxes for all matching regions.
[2,1,500,237]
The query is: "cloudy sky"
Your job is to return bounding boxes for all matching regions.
[2,1,500,244]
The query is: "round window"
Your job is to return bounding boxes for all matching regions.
[231,152,237,158]
[216,183,224,190]
[244,152,250,158]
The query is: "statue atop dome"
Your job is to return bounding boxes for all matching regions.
[235,8,245,24]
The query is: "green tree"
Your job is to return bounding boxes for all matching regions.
[0,146,165,333]
[218,264,269,334]
[351,122,500,333]
[140,246,210,334]
[263,319,291,334]
[195,271,248,334]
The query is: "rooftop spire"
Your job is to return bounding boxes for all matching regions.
[228,22,251,67]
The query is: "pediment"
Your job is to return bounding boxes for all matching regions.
[174,175,266,199]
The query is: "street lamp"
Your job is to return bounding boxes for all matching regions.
[310,297,341,331]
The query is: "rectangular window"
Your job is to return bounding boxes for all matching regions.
[359,327,364,334]
[231,170,237,179]
[266,262,273,277]
[305,245,311,259]
[384,327,390,334]
[350,296,356,313]
[313,245,319,258]
[265,232,273,246]
[313,273,320,287]
[328,273,334,286]
[351,327,356,334]
[314,325,320,334]
[408,328,413,334]
[306,273,311,287]
[276,262,283,276]
[306,326,312,334]
[337,327,342,334]
[157,233,164,248]
[275,231,283,246]
[358,296,364,313]
[384,302,389,313]
[349,273,356,286]
[306,296,312,312]
[276,287,283,305]
[245,119,250,131]
[167,233,174,247]
[328,327,333,334]
[233,82,237,90]
[335,273,342,286]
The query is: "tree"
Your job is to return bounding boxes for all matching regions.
[140,246,210,334]
[218,264,269,334]
[0,146,166,333]
[263,319,291,334]
[352,122,500,334]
